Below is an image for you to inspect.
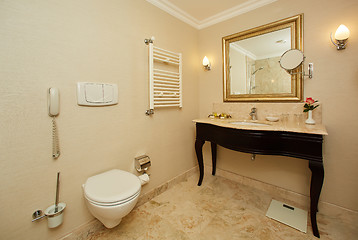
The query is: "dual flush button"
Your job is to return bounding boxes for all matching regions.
[77,82,118,106]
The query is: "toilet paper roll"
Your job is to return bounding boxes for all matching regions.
[138,173,150,186]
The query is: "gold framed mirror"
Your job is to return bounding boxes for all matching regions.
[223,14,303,102]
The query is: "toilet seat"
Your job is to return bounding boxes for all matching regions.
[85,190,140,207]
[83,169,141,206]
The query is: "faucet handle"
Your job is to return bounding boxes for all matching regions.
[249,107,257,120]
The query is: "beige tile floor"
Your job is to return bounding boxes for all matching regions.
[86,174,358,240]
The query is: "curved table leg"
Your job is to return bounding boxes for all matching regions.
[309,161,324,238]
[195,139,205,186]
[211,142,217,176]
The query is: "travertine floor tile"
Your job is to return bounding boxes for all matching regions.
[136,217,190,240]
[86,174,357,240]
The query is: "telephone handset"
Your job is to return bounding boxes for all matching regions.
[48,88,59,117]
[48,88,60,159]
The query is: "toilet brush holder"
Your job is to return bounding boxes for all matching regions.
[44,203,66,228]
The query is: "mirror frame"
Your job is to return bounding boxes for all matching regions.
[222,14,303,102]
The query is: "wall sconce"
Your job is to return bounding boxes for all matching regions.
[202,56,211,70]
[330,24,350,50]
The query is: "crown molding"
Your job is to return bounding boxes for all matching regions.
[146,0,200,28]
[198,0,278,29]
[231,43,257,60]
[146,0,277,30]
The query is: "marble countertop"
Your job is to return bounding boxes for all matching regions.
[193,118,328,135]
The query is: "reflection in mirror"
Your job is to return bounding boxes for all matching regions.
[229,28,291,95]
[223,14,303,102]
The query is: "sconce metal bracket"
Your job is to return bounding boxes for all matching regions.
[330,33,348,50]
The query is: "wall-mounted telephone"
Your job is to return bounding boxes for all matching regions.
[48,88,59,117]
[48,88,60,159]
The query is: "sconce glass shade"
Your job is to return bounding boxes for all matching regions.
[334,24,350,40]
[203,56,210,66]
[202,56,211,70]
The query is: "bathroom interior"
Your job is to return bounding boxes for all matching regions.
[1,0,358,239]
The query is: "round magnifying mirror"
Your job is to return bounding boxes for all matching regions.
[279,49,304,70]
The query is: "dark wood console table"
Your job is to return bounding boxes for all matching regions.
[194,121,325,238]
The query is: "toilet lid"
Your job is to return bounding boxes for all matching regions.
[84,169,141,204]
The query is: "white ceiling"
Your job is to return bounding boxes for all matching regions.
[146,0,278,29]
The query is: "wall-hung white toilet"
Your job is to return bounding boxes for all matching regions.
[83,169,141,228]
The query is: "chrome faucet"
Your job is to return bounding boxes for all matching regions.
[249,107,257,120]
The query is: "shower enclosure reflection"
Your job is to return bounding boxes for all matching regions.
[249,67,264,94]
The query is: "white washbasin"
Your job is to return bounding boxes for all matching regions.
[229,121,270,126]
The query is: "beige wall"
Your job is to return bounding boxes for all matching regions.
[198,0,358,211]
[0,1,199,239]
[1,0,358,239]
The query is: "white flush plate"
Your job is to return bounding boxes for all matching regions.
[77,82,118,106]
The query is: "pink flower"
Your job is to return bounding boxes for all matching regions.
[305,97,315,104]
[303,97,319,112]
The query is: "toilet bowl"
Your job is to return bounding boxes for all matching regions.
[83,169,141,228]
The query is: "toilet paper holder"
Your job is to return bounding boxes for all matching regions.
[135,155,151,172]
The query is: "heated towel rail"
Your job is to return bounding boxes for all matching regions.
[145,37,182,115]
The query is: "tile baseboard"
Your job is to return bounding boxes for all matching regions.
[136,167,198,207]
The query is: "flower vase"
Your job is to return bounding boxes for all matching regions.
[305,110,315,125]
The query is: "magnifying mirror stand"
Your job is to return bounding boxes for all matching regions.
[286,62,313,79]
[280,49,313,79]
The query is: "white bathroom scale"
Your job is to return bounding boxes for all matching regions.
[266,199,307,233]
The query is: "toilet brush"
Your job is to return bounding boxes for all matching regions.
[54,172,60,213]
[44,171,66,228]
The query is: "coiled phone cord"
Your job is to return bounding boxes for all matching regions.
[52,117,60,159]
